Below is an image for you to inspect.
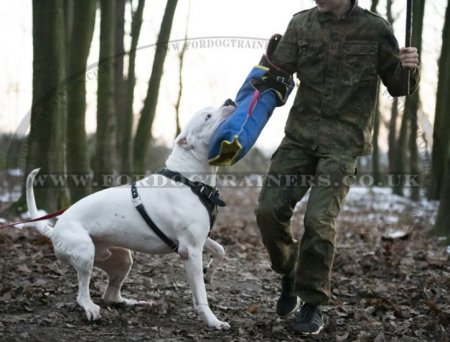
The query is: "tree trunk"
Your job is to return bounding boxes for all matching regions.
[174,1,190,138]
[430,2,450,200]
[114,0,127,172]
[63,0,73,49]
[406,0,425,201]
[370,0,379,14]
[370,0,381,186]
[431,141,450,237]
[133,0,179,174]
[386,0,394,24]
[393,109,409,196]
[66,0,97,202]
[25,0,69,212]
[386,0,407,197]
[372,87,382,186]
[94,0,116,190]
[388,97,399,174]
[120,0,146,175]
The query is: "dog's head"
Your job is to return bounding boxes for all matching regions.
[175,99,236,153]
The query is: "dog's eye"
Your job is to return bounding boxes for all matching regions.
[205,113,212,121]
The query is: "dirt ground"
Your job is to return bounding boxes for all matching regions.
[0,187,449,341]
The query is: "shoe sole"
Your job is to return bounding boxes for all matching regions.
[278,297,300,317]
[297,324,324,335]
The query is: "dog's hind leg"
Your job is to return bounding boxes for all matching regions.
[203,238,225,285]
[54,224,100,320]
[94,247,149,306]
[179,241,230,330]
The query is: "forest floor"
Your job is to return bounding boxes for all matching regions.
[0,186,449,341]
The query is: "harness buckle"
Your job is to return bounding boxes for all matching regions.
[132,196,142,207]
[200,186,213,199]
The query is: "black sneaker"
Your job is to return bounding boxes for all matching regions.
[276,271,300,316]
[292,303,324,335]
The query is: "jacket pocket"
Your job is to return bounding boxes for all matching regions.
[341,41,378,87]
[297,40,326,85]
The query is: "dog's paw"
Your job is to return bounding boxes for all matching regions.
[85,304,101,321]
[209,320,231,330]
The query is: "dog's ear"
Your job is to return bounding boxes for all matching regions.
[175,132,194,150]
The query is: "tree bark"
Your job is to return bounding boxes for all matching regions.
[27,0,69,211]
[133,0,179,174]
[94,0,116,190]
[66,0,97,202]
[370,0,381,186]
[174,1,190,138]
[386,0,408,197]
[63,0,74,49]
[370,0,379,14]
[372,88,382,185]
[431,141,450,237]
[120,0,146,175]
[393,108,409,197]
[430,2,450,239]
[388,96,399,174]
[430,2,450,200]
[114,0,126,172]
[405,0,425,201]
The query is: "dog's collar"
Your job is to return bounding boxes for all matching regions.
[156,168,226,229]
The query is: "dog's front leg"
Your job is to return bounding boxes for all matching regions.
[180,244,230,330]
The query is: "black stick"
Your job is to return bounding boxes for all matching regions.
[405,0,413,95]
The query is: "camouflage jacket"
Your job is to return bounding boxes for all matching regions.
[272,0,420,157]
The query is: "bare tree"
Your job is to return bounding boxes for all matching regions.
[114,0,127,171]
[370,0,382,186]
[133,0,179,174]
[405,0,425,201]
[430,2,450,239]
[430,3,450,201]
[388,96,399,174]
[27,0,69,211]
[174,0,190,138]
[120,0,146,175]
[94,0,116,189]
[66,0,97,202]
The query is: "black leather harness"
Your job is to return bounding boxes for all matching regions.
[131,168,226,253]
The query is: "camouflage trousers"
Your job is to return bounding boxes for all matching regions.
[255,134,357,305]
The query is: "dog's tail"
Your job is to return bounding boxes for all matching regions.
[26,168,54,239]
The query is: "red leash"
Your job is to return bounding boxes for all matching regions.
[0,208,67,230]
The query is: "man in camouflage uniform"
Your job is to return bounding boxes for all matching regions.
[255,0,419,334]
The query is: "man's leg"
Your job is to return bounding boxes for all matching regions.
[255,137,317,315]
[293,154,356,334]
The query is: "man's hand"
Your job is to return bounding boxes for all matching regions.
[400,47,419,71]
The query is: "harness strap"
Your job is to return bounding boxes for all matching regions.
[131,183,179,253]
[156,168,226,229]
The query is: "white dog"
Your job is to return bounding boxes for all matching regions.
[26,100,236,329]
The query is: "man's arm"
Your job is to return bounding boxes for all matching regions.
[377,23,420,96]
[271,17,299,75]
